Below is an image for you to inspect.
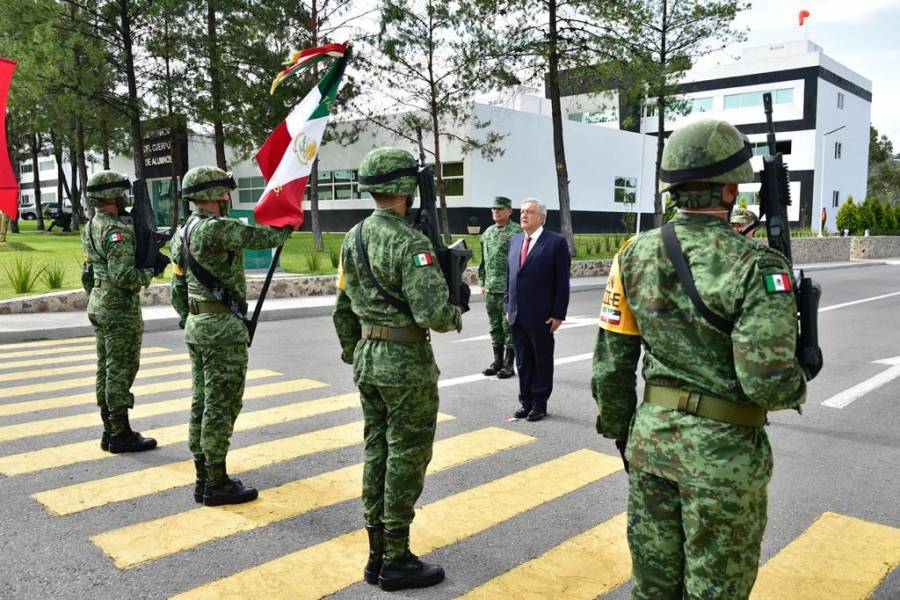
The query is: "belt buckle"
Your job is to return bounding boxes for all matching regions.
[685,392,702,415]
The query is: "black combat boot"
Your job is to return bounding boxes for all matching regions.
[364,523,384,585]
[193,457,207,503]
[100,407,111,451]
[482,345,504,376]
[203,462,258,506]
[107,413,158,453]
[378,527,445,592]
[497,346,515,379]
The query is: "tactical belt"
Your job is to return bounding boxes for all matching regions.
[643,384,766,427]
[361,323,428,343]
[188,299,230,315]
[95,280,117,290]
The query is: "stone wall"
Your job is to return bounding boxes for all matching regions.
[851,236,900,259]
[791,237,852,264]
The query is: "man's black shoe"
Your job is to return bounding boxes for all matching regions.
[364,523,384,585]
[497,346,515,379]
[513,408,529,419]
[108,415,158,453]
[378,552,445,591]
[203,462,258,506]
[100,430,110,452]
[526,410,546,422]
[482,345,504,376]
[193,458,206,503]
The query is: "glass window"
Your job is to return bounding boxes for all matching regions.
[20,194,31,205]
[724,94,741,110]
[334,184,353,200]
[738,192,759,206]
[837,92,845,109]
[19,163,33,174]
[834,142,842,159]
[742,92,763,107]
[568,112,583,122]
[691,97,713,112]
[832,190,839,208]
[443,178,464,196]
[614,176,637,203]
[318,187,333,201]
[239,189,253,204]
[775,88,794,104]
[443,162,463,177]
[333,169,354,182]
[238,177,254,188]
[39,159,55,171]
[318,170,332,183]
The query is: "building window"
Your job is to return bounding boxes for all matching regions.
[613,176,637,203]
[832,190,839,208]
[19,194,30,205]
[749,140,792,156]
[569,107,617,124]
[738,191,759,206]
[837,92,845,109]
[439,162,464,196]
[689,97,714,113]
[834,141,842,159]
[19,163,32,175]
[724,88,794,110]
[39,159,55,172]
[237,176,266,204]
[43,192,57,204]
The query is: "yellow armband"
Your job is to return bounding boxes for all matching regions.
[598,250,639,336]
[336,255,346,290]
[173,262,184,276]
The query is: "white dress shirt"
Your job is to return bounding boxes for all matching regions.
[522,225,543,258]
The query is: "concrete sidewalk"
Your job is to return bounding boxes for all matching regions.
[0,260,885,343]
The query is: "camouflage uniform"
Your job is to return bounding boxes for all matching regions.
[591,120,807,598]
[81,170,157,452]
[170,166,290,505]
[332,147,462,590]
[730,207,760,237]
[478,196,521,376]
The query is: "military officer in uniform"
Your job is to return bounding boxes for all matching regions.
[332,147,466,592]
[591,119,808,598]
[81,170,159,454]
[730,206,760,237]
[170,166,291,506]
[478,196,521,378]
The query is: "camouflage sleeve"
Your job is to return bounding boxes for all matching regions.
[332,240,361,364]
[103,223,153,290]
[215,219,291,252]
[732,253,807,411]
[169,234,188,328]
[401,240,462,333]
[591,327,642,440]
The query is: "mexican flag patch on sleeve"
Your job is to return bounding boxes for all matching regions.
[413,252,434,267]
[108,232,124,243]
[763,272,792,293]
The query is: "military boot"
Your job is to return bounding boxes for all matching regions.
[99,407,111,451]
[108,413,158,453]
[364,523,384,585]
[378,527,445,591]
[203,462,258,506]
[193,457,207,503]
[497,346,515,379]
[482,345,504,376]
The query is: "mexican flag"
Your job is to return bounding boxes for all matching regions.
[0,58,17,221]
[254,42,351,229]
[763,272,792,293]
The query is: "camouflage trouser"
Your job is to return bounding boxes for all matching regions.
[627,466,769,599]
[359,383,439,531]
[88,312,142,416]
[187,343,248,464]
[485,292,512,348]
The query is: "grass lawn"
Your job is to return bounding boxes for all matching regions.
[0,220,622,301]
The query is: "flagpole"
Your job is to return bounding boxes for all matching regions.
[247,243,284,347]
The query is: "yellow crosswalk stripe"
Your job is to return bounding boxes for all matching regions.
[94,426,532,569]
[0,389,358,476]
[0,343,97,359]
[461,513,631,599]
[0,364,195,399]
[0,336,94,350]
[0,347,169,370]
[173,449,622,599]
[38,412,454,516]
[0,352,189,383]
[751,512,900,599]
[0,378,327,443]
[0,369,279,418]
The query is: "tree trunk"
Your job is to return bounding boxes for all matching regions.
[308,0,324,251]
[74,116,88,225]
[547,0,575,254]
[50,131,78,230]
[206,0,227,169]
[431,108,452,241]
[120,0,145,177]
[653,0,667,228]
[101,108,111,169]
[31,134,45,231]
[70,141,87,221]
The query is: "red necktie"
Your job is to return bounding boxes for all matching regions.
[519,236,531,267]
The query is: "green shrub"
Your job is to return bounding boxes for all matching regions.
[621,212,637,234]
[835,196,861,235]
[42,262,67,289]
[303,250,322,272]
[328,246,340,269]
[3,256,45,294]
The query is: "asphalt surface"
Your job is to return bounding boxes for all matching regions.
[1,263,898,599]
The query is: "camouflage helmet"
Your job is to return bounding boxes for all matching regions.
[730,207,758,225]
[181,166,236,201]
[357,147,418,195]
[660,119,754,206]
[85,170,131,205]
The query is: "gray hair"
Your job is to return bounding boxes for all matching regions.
[521,198,547,216]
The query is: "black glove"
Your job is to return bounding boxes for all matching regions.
[457,282,471,313]
[152,252,170,277]
[614,439,629,474]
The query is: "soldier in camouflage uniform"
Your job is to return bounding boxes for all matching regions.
[170,166,291,506]
[478,196,521,378]
[81,170,159,454]
[591,120,808,598]
[730,206,760,237]
[332,147,466,592]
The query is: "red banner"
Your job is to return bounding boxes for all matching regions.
[0,58,18,221]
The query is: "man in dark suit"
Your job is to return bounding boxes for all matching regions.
[505,198,570,421]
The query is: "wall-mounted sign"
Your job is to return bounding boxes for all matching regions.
[141,115,189,179]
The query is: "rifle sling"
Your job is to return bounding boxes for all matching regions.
[181,217,248,323]
[354,219,413,317]
[661,223,734,335]
[86,216,104,265]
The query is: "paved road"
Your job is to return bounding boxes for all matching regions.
[1,264,898,599]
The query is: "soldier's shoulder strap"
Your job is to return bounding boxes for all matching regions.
[354,218,413,316]
[85,216,105,264]
[181,217,248,321]
[660,222,733,335]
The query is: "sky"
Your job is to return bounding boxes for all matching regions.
[701,0,900,146]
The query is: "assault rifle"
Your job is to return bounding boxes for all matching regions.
[131,178,171,276]
[758,93,823,380]
[414,131,472,309]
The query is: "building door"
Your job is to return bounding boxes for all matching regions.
[150,178,174,227]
